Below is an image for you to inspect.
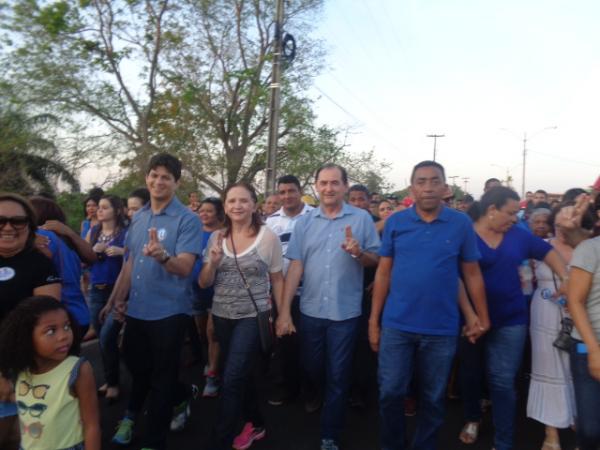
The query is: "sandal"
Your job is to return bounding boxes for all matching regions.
[459,421,480,444]
[541,441,561,450]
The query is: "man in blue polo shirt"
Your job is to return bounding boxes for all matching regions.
[278,163,380,450]
[109,153,203,450]
[369,160,489,450]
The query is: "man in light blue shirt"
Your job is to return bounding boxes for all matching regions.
[109,153,202,450]
[279,163,380,450]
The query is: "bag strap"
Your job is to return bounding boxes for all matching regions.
[229,234,261,315]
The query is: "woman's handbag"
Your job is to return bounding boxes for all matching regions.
[551,272,575,352]
[230,235,274,355]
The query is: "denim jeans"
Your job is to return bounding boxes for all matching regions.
[122,314,190,450]
[570,342,600,450]
[459,324,527,450]
[378,328,457,450]
[89,285,121,386]
[458,335,486,422]
[209,315,263,450]
[300,313,360,441]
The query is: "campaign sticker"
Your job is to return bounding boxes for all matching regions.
[157,228,167,241]
[0,267,16,281]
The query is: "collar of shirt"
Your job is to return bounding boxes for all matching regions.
[407,205,451,223]
[270,203,313,219]
[140,196,186,217]
[313,202,355,219]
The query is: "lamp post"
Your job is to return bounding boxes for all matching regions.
[500,126,557,197]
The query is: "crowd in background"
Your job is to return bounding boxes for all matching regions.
[0,153,600,450]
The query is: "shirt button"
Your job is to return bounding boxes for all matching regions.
[139,259,143,263]
[324,296,328,300]
[136,275,140,279]
[325,265,330,269]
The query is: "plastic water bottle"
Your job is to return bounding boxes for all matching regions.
[519,261,534,296]
[540,288,567,306]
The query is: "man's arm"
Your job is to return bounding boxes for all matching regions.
[458,279,485,343]
[368,256,392,352]
[109,257,133,322]
[159,252,196,277]
[276,260,303,336]
[460,261,490,332]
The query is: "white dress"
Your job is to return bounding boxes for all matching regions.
[526,257,575,428]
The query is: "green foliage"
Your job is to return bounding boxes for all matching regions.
[56,191,85,231]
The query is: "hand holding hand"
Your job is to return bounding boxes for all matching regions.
[275,314,296,337]
[341,226,361,258]
[34,233,52,258]
[93,242,107,254]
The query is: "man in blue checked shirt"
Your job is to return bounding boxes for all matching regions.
[277,163,380,450]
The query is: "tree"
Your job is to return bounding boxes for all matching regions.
[0,108,79,195]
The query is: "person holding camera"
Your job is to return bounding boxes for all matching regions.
[459,187,568,450]
[527,201,580,450]
[556,195,600,450]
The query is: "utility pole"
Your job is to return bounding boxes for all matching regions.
[462,177,470,194]
[265,0,284,194]
[448,175,459,187]
[427,134,445,161]
[521,133,527,199]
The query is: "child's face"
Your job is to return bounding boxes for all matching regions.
[33,309,73,368]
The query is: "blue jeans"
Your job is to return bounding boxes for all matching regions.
[378,328,457,450]
[210,316,263,450]
[89,285,121,386]
[459,324,527,450]
[570,342,600,450]
[300,313,360,441]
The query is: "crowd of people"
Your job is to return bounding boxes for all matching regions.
[0,152,600,450]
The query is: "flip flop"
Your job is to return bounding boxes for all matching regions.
[459,422,480,445]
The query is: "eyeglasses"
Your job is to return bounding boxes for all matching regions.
[17,401,48,418]
[20,420,44,439]
[0,216,29,230]
[18,381,50,400]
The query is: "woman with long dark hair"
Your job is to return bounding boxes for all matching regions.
[200,182,283,450]
[459,187,568,450]
[86,194,127,401]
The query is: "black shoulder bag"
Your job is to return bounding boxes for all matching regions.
[551,272,575,352]
[230,234,274,355]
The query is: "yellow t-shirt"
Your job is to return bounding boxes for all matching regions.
[16,356,84,450]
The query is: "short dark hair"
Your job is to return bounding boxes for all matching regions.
[562,188,587,204]
[200,197,225,223]
[128,187,150,205]
[348,184,370,196]
[534,189,548,196]
[277,175,301,190]
[484,178,502,189]
[29,196,66,225]
[315,163,348,185]
[147,153,182,181]
[410,160,446,183]
[469,186,520,221]
[0,296,81,377]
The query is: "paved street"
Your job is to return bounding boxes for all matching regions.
[84,339,578,450]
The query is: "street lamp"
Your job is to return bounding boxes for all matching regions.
[500,126,557,197]
[491,163,521,188]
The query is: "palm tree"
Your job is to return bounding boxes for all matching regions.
[0,108,79,195]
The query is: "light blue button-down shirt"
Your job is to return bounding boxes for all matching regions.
[286,203,381,321]
[126,196,202,320]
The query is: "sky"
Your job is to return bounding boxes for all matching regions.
[307,0,600,197]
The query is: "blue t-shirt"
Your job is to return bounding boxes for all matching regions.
[36,229,89,327]
[126,197,203,320]
[379,207,480,336]
[477,225,552,327]
[192,229,212,300]
[89,225,127,285]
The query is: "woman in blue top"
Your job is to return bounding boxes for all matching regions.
[459,187,568,450]
[86,195,127,402]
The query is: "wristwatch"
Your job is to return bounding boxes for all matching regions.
[351,250,363,259]
[160,248,171,264]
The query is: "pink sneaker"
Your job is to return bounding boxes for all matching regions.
[232,422,266,450]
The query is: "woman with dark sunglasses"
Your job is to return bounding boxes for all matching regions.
[0,192,62,450]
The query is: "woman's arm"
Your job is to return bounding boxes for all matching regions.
[41,220,97,264]
[269,270,284,313]
[73,361,101,450]
[568,267,600,381]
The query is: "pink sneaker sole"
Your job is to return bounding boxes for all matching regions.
[233,429,266,450]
